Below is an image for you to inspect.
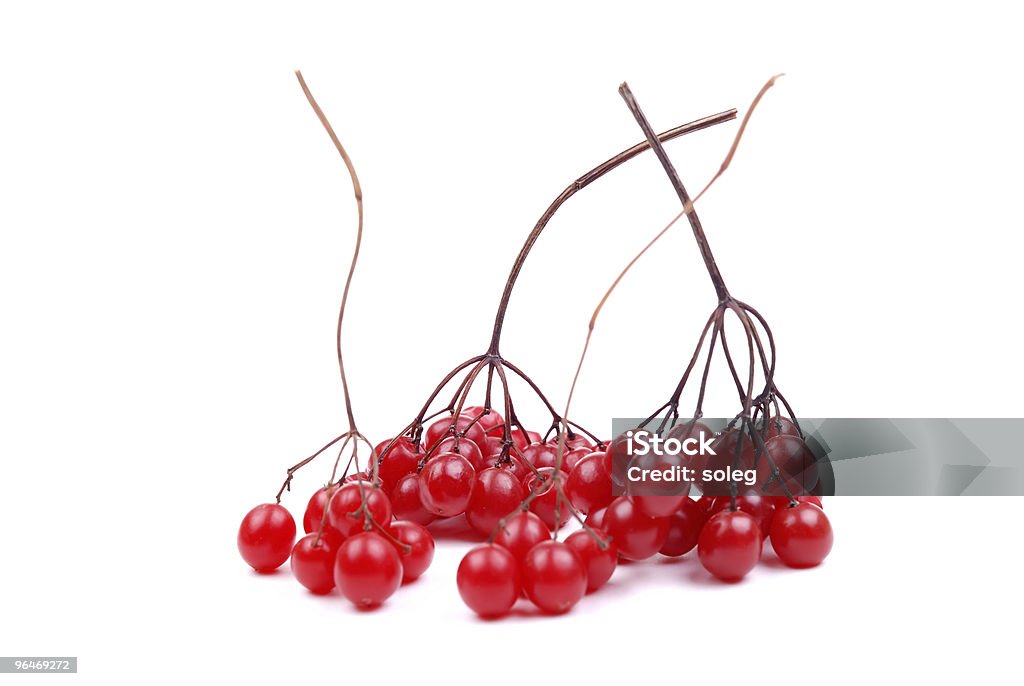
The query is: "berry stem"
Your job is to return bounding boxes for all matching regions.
[486,108,737,354]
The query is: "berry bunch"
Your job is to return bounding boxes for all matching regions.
[237,73,836,618]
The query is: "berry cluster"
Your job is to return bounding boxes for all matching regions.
[236,73,835,619]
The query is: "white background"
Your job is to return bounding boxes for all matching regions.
[1,1,1022,684]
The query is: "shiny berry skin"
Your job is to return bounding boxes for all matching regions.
[510,428,541,451]
[388,520,435,582]
[334,532,403,608]
[238,503,297,573]
[419,453,475,517]
[462,406,505,435]
[302,486,339,535]
[602,496,670,561]
[566,452,613,514]
[659,497,706,557]
[466,467,525,537]
[627,450,690,518]
[290,532,342,594]
[585,506,608,532]
[564,529,617,592]
[524,468,571,530]
[493,511,551,562]
[762,415,800,441]
[565,435,594,451]
[522,443,564,472]
[389,473,435,526]
[425,415,487,454]
[769,503,833,568]
[327,482,393,537]
[521,541,587,614]
[763,434,819,495]
[697,510,763,581]
[434,436,484,471]
[457,544,521,618]
[375,437,423,494]
[710,495,776,540]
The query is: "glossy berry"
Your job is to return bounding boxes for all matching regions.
[375,437,423,494]
[522,443,565,472]
[238,503,297,573]
[602,496,670,561]
[327,481,393,537]
[466,467,526,537]
[710,495,776,540]
[434,436,484,471]
[457,544,521,618]
[461,406,505,436]
[425,415,487,454]
[585,506,608,532]
[697,510,763,582]
[566,452,613,514]
[769,503,833,568]
[290,532,342,594]
[524,468,571,530]
[659,497,706,557]
[389,473,435,526]
[334,532,403,608]
[521,541,587,614]
[763,434,819,495]
[419,453,475,517]
[564,529,618,592]
[493,511,551,562]
[388,520,435,582]
[302,486,339,535]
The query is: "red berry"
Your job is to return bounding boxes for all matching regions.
[290,532,342,594]
[462,406,505,435]
[375,437,423,494]
[697,510,762,581]
[493,511,551,562]
[466,467,526,537]
[457,544,521,618]
[389,473,435,526]
[566,452,613,514]
[522,443,567,472]
[327,482,393,537]
[419,453,475,517]
[602,496,669,561]
[334,532,402,608]
[769,503,833,568]
[762,415,800,441]
[763,434,819,495]
[627,450,690,518]
[710,495,776,539]
[433,436,484,471]
[521,541,587,614]
[585,506,609,532]
[659,497,705,557]
[387,520,435,582]
[238,503,296,573]
[302,486,340,535]
[524,468,571,530]
[425,415,487,454]
[564,529,617,592]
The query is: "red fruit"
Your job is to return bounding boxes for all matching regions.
[762,415,800,441]
[769,503,833,568]
[419,453,475,517]
[659,497,705,557]
[564,529,617,592]
[302,486,340,535]
[585,506,608,532]
[525,468,571,530]
[627,450,690,518]
[334,532,403,608]
[565,434,594,451]
[710,495,776,540]
[602,496,670,561]
[493,511,551,562]
[697,510,763,581]
[238,503,297,573]
[462,406,505,435]
[510,428,541,451]
[425,415,487,454]
[521,541,587,614]
[388,521,435,582]
[327,482,393,537]
[457,544,521,618]
[566,452,613,515]
[522,443,562,471]
[390,473,435,526]
[375,437,423,494]
[484,436,506,459]
[290,532,342,594]
[466,467,526,537]
[433,436,484,471]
